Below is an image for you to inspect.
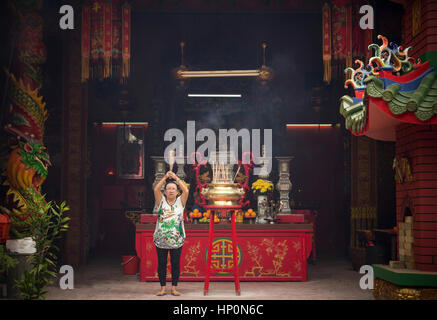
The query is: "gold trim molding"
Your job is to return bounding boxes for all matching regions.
[374,278,437,300]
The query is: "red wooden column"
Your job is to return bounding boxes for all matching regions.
[61,1,89,267]
[402,0,437,58]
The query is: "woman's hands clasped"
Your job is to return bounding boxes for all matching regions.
[166,171,179,180]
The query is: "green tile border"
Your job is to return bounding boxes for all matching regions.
[420,51,437,71]
[373,264,437,288]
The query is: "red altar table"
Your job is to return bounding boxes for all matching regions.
[135,223,313,282]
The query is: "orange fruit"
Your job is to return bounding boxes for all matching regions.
[251,212,257,217]
[248,209,253,213]
[193,208,199,214]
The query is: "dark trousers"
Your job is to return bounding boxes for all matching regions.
[156,246,183,286]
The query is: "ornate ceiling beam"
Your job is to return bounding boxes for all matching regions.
[132,0,324,13]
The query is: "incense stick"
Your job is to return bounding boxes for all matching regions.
[233,165,241,182]
[169,150,175,172]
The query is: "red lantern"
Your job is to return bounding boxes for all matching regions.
[0,213,11,243]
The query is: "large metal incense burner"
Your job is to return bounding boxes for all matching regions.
[201,183,244,206]
[191,151,253,209]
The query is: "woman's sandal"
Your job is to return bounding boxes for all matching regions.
[156,290,167,296]
[171,290,181,296]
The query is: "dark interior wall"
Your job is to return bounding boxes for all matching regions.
[128,11,324,141]
[0,0,13,171]
[376,141,396,229]
[87,11,332,254]
[89,125,148,254]
[287,127,347,257]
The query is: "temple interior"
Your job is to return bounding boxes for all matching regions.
[0,0,436,301]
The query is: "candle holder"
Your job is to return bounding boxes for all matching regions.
[151,156,165,187]
[275,156,294,214]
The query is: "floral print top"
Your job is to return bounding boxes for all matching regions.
[153,196,185,249]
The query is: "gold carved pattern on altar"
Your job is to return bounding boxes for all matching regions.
[374,278,437,300]
[209,238,242,274]
[146,242,153,252]
[294,260,302,272]
[292,240,301,252]
[181,242,201,277]
[244,238,293,277]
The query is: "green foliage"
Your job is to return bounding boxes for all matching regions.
[0,245,18,274]
[14,193,70,300]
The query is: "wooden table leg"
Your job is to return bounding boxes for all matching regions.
[231,211,241,296]
[204,211,215,296]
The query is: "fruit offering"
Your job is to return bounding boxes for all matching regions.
[203,210,211,218]
[199,217,210,223]
[244,208,257,218]
[189,208,202,219]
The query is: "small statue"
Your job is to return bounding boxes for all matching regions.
[200,171,211,183]
[235,171,247,184]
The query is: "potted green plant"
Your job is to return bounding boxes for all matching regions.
[12,193,70,300]
[1,192,69,300]
[0,245,18,290]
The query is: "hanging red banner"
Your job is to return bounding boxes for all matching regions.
[351,1,373,64]
[322,3,331,83]
[84,0,128,82]
[81,4,91,83]
[91,0,104,79]
[122,1,131,83]
[112,1,122,70]
[331,0,348,61]
[103,1,112,79]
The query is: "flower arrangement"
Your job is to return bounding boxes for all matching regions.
[251,179,273,195]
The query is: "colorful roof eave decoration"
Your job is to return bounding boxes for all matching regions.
[340,35,437,141]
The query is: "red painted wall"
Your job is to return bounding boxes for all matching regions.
[396,123,437,272]
[403,0,437,56]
